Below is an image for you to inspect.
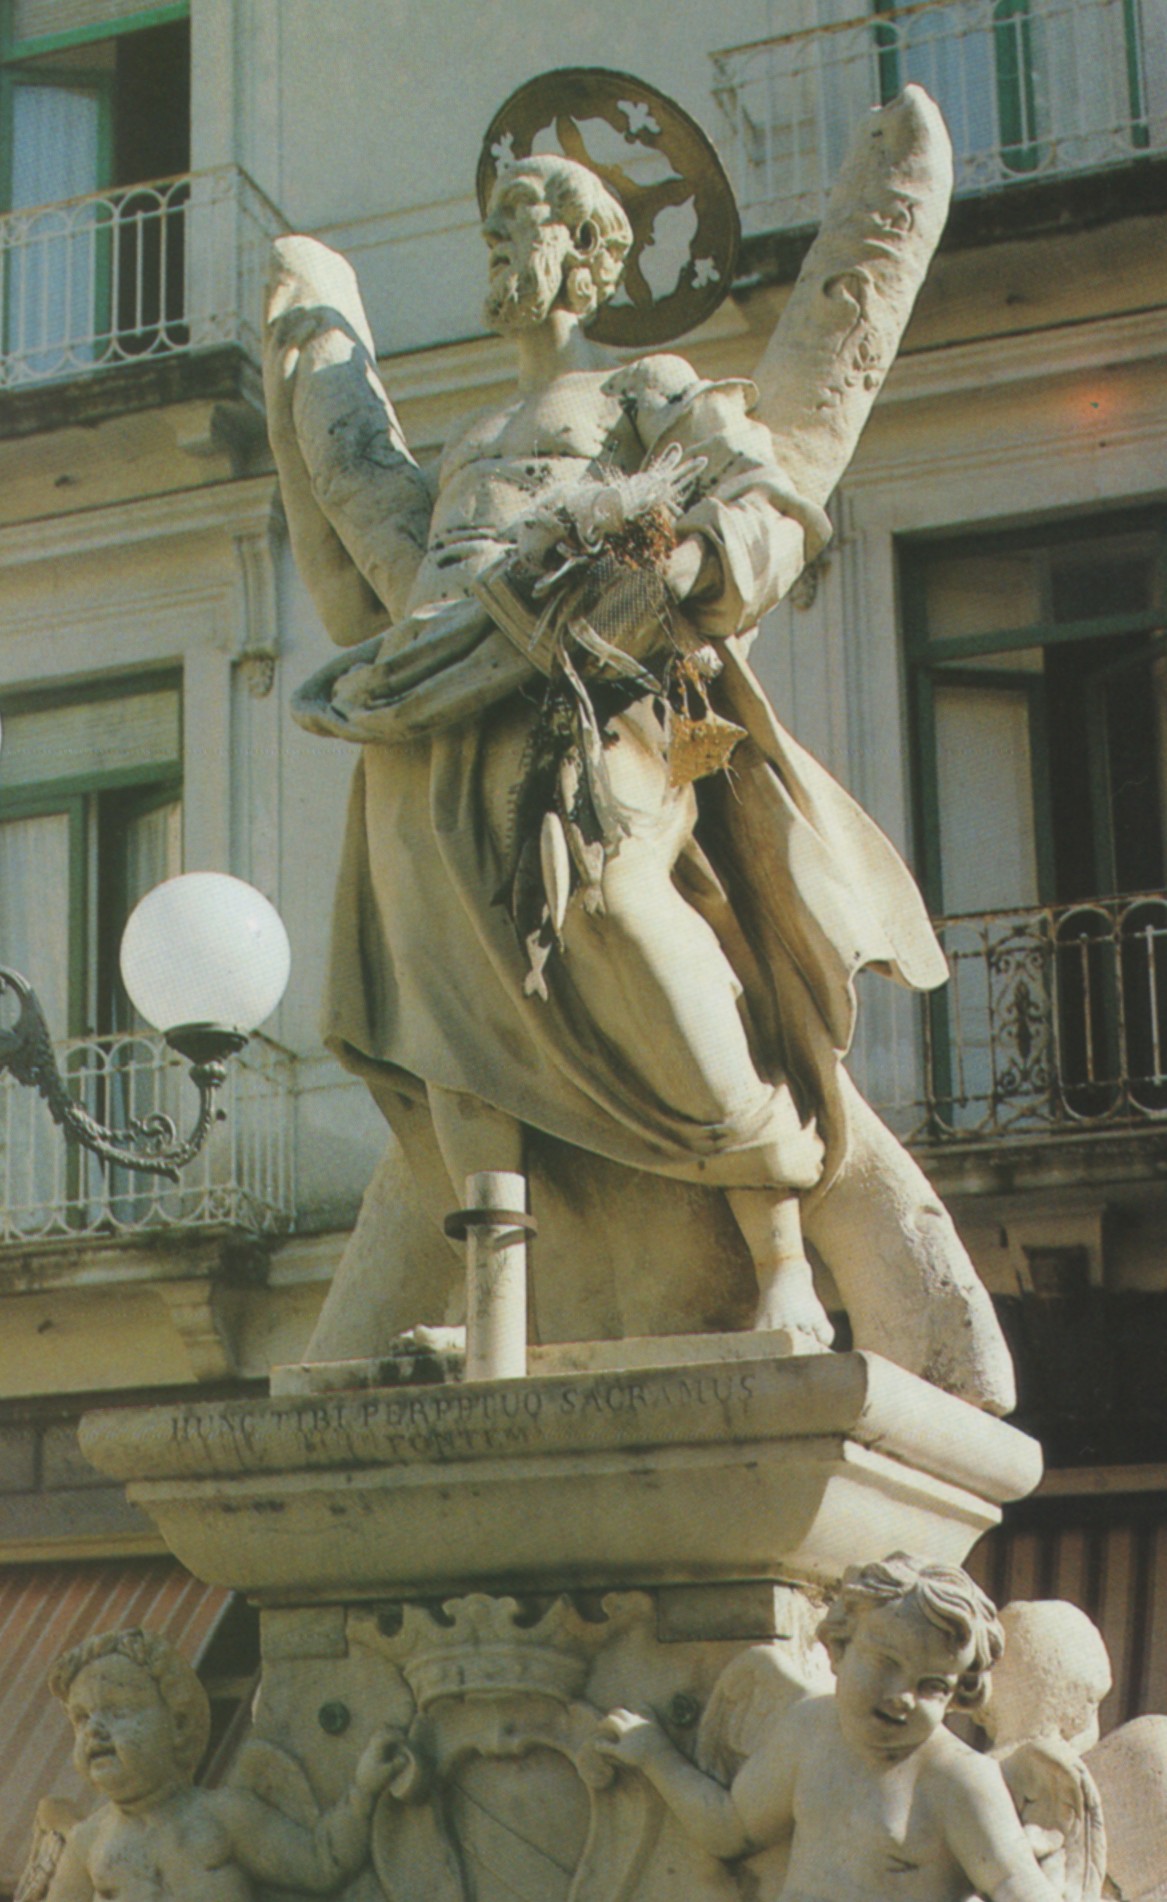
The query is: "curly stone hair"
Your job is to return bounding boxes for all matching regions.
[49,1626,211,1778]
[817,1553,1005,1714]
[496,154,633,320]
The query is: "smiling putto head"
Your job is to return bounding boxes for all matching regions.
[818,1553,1005,1714]
[49,1626,211,1778]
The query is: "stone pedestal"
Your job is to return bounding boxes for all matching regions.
[79,1348,1041,1902]
[81,1348,1038,1605]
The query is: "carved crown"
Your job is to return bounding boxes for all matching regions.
[353,1593,625,1710]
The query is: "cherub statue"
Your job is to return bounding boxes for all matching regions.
[1088,1714,1167,1902]
[979,1601,1110,1902]
[22,1627,400,1901]
[596,1553,1061,1902]
[982,1596,1167,1902]
[981,1600,1113,1757]
[265,67,1014,1413]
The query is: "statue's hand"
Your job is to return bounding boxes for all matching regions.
[593,1708,667,1772]
[267,303,332,356]
[355,1726,416,1801]
[663,535,705,602]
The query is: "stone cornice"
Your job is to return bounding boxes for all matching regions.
[880,305,1167,407]
[0,475,282,572]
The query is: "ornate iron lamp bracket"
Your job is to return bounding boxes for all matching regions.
[0,966,235,1182]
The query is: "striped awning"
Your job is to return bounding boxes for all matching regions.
[0,1558,232,1893]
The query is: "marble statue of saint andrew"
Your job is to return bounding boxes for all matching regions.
[263,70,1015,1414]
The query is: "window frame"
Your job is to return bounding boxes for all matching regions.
[0,1,190,364]
[0,3,188,66]
[870,0,1153,181]
[901,508,1167,918]
[0,674,183,1041]
[0,0,188,204]
[0,783,88,1037]
[901,510,1167,1133]
[1,60,117,367]
[872,0,1040,172]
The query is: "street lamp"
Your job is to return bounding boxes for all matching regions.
[0,872,290,1180]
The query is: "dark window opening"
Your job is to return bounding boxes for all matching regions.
[2,15,191,370]
[901,511,1167,1129]
[111,19,191,352]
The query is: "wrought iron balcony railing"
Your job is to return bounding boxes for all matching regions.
[856,891,1167,1145]
[0,164,286,391]
[711,0,1166,236]
[0,1029,293,1243]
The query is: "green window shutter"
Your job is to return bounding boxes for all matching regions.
[1122,0,1151,151]
[872,0,902,107]
[993,0,1041,174]
[0,683,180,792]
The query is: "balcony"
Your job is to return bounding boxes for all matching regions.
[711,0,1167,236]
[860,892,1167,1147]
[0,1030,293,1245]
[0,164,284,395]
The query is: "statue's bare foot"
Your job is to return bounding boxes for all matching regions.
[763,1322,835,1356]
[726,1187,834,1354]
[752,1256,834,1356]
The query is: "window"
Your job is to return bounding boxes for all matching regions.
[874,0,1037,175]
[0,3,190,378]
[871,0,1155,187]
[901,512,1167,1126]
[0,676,182,1041]
[903,512,1166,916]
[0,677,183,1230]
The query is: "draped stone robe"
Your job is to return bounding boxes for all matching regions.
[288,354,943,1202]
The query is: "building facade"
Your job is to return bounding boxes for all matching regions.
[0,0,1164,1885]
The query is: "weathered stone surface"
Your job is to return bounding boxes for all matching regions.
[597,1557,1063,1902]
[980,1598,1167,1902]
[17,1626,400,1901]
[1087,1714,1167,1901]
[80,1352,1039,1605]
[983,1600,1114,1754]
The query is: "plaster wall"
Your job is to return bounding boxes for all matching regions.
[192,0,779,352]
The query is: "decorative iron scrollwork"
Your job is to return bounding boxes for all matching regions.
[0,967,227,1181]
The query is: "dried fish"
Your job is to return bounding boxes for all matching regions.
[540,810,572,941]
[522,926,553,1001]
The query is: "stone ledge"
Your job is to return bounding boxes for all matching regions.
[269,1325,838,1397]
[79,1351,1041,1606]
[0,344,264,443]
[0,1485,164,1562]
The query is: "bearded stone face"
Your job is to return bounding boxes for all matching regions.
[481,169,573,334]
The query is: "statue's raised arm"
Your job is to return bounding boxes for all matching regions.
[263,236,434,645]
[755,83,952,503]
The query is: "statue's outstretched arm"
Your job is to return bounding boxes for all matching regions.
[754,83,953,506]
[264,236,435,645]
[654,85,951,642]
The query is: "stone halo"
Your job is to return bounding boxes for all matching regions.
[476,66,741,348]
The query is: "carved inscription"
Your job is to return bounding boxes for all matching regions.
[165,1368,759,1470]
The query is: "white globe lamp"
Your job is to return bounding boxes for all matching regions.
[120,873,291,1064]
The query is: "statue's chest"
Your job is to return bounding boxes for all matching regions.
[793,1762,943,1885]
[446,379,635,476]
[89,1803,247,1902]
